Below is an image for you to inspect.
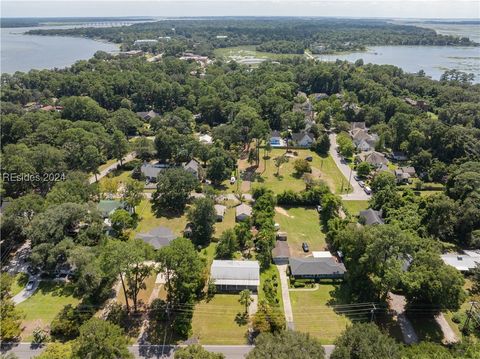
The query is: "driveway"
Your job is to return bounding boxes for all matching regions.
[388,292,418,344]
[89,151,137,184]
[329,133,370,201]
[12,276,39,305]
[277,264,295,330]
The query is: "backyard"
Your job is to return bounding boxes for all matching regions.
[251,149,351,195]
[342,200,369,216]
[135,199,188,237]
[274,206,326,257]
[191,294,248,344]
[290,284,351,344]
[17,281,80,340]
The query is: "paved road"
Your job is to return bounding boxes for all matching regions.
[277,264,295,330]
[89,152,137,184]
[2,343,335,358]
[329,133,370,201]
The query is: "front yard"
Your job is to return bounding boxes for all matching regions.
[17,281,80,340]
[191,294,248,344]
[290,284,350,344]
[342,200,369,216]
[274,206,327,257]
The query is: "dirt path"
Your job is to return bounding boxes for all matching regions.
[436,313,459,344]
[388,293,418,344]
[275,206,294,218]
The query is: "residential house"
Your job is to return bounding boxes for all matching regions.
[235,203,252,222]
[97,200,129,219]
[289,257,346,280]
[350,128,378,152]
[136,226,176,250]
[342,102,362,116]
[210,260,260,292]
[394,167,416,184]
[141,163,170,182]
[214,204,227,222]
[134,39,158,46]
[310,93,329,101]
[404,97,429,111]
[272,241,290,265]
[137,110,159,121]
[391,151,408,161]
[359,209,384,225]
[441,250,480,272]
[269,130,286,147]
[183,159,201,179]
[291,132,315,148]
[358,151,388,168]
[198,133,213,145]
[351,122,367,131]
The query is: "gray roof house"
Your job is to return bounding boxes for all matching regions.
[359,209,384,225]
[272,241,290,265]
[210,260,260,292]
[289,257,346,279]
[137,110,159,121]
[394,167,416,184]
[141,163,170,182]
[183,159,200,179]
[351,122,367,131]
[291,132,315,147]
[214,204,227,222]
[235,203,252,222]
[136,226,176,250]
[361,151,388,168]
[97,200,128,218]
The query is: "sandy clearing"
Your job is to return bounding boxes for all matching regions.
[275,206,294,218]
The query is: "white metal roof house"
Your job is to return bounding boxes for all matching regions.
[210,260,260,292]
[441,251,480,272]
[198,133,213,144]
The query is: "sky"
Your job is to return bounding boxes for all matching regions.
[1,0,480,19]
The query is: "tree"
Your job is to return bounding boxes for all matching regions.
[82,145,102,182]
[356,162,371,178]
[247,330,325,359]
[108,108,142,137]
[61,96,108,123]
[336,132,355,158]
[401,342,453,359]
[157,237,206,306]
[312,132,330,155]
[175,345,224,359]
[111,130,129,166]
[331,323,400,359]
[71,318,132,359]
[293,159,311,176]
[0,275,23,342]
[274,155,288,176]
[215,229,238,259]
[133,137,155,161]
[207,155,230,185]
[101,239,154,312]
[403,250,466,311]
[122,179,144,213]
[109,209,135,238]
[422,193,459,243]
[152,168,197,214]
[34,342,73,359]
[187,197,216,246]
[320,193,341,226]
[234,222,253,250]
[239,289,253,314]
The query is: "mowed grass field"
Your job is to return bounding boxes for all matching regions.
[274,206,326,257]
[342,200,369,216]
[17,281,80,340]
[252,149,350,195]
[191,294,248,344]
[290,284,350,344]
[135,199,188,237]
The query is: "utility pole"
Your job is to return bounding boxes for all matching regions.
[370,304,377,322]
[463,301,478,332]
[348,166,353,195]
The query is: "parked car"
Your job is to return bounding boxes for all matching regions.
[358,181,365,188]
[353,175,360,181]
[26,280,35,291]
[305,156,313,162]
[364,186,372,195]
[302,242,310,252]
[316,205,322,213]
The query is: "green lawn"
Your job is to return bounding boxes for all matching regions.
[252,149,350,195]
[135,199,188,237]
[214,206,236,239]
[191,294,248,344]
[342,200,369,216]
[10,273,29,296]
[214,45,303,61]
[274,206,326,257]
[290,284,350,344]
[17,281,80,340]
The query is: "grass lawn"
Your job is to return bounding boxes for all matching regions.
[135,199,188,237]
[342,200,369,216]
[407,314,444,343]
[214,45,303,61]
[274,206,326,257]
[252,149,350,195]
[191,294,248,344]
[10,273,29,296]
[98,158,119,172]
[290,284,350,344]
[214,206,236,239]
[17,281,80,340]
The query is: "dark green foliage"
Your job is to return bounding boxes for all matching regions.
[152,168,198,214]
[187,197,217,246]
[50,304,95,341]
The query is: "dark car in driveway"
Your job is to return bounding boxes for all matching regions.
[302,242,310,252]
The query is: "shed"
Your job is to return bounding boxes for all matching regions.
[272,241,291,265]
[210,260,260,292]
[359,209,384,225]
[276,232,288,241]
[235,203,252,222]
[214,204,227,222]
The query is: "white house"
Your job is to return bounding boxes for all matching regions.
[441,251,480,272]
[198,133,213,145]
